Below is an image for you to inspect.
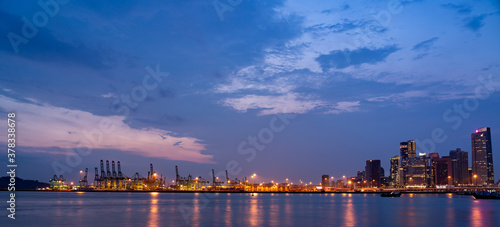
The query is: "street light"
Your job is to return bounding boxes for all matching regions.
[473,174,477,187]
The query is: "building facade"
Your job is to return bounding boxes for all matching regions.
[390,155,399,187]
[365,160,381,187]
[406,155,428,188]
[471,127,494,186]
[433,156,453,186]
[336,180,344,188]
[427,153,440,187]
[450,148,469,186]
[399,140,416,186]
[321,175,330,189]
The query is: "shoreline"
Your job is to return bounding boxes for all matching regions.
[0,189,484,194]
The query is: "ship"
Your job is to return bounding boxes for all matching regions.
[473,191,500,200]
[381,191,401,197]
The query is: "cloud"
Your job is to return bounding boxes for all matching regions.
[463,14,488,32]
[315,45,400,71]
[367,90,428,102]
[412,37,439,52]
[321,4,350,14]
[213,65,309,94]
[0,95,213,164]
[305,19,385,34]
[412,37,439,60]
[101,93,117,98]
[221,93,325,115]
[441,3,472,15]
[0,9,120,70]
[324,101,360,114]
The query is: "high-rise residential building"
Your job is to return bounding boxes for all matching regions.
[400,140,416,186]
[433,156,452,186]
[471,127,494,186]
[321,175,330,189]
[427,153,440,187]
[365,160,381,187]
[390,156,399,187]
[449,148,469,186]
[406,155,427,188]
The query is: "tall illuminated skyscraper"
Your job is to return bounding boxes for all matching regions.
[390,156,399,187]
[399,140,416,186]
[471,127,494,186]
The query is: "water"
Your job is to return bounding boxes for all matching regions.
[1,192,499,226]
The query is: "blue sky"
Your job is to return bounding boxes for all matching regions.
[1,0,500,184]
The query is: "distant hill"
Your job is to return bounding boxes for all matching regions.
[0,177,50,190]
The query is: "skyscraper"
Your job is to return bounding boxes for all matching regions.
[365,160,381,187]
[433,156,452,186]
[406,155,427,187]
[471,127,494,186]
[427,153,440,187]
[390,155,399,187]
[400,140,416,186]
[449,148,469,186]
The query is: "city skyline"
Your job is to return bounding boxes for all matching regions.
[0,0,500,184]
[21,127,500,187]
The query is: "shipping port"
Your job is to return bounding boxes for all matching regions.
[42,160,498,194]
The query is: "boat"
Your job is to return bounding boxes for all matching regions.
[473,191,500,200]
[455,191,473,196]
[381,191,401,197]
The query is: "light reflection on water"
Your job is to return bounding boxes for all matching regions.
[1,192,498,226]
[148,193,159,227]
[343,198,356,227]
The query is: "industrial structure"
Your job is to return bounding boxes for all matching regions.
[46,127,496,192]
[49,175,68,190]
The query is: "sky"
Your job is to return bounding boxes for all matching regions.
[1,0,500,184]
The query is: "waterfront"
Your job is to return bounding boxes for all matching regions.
[1,192,498,226]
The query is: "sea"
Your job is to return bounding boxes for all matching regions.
[0,192,498,226]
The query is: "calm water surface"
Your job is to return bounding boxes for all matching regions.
[1,192,499,226]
